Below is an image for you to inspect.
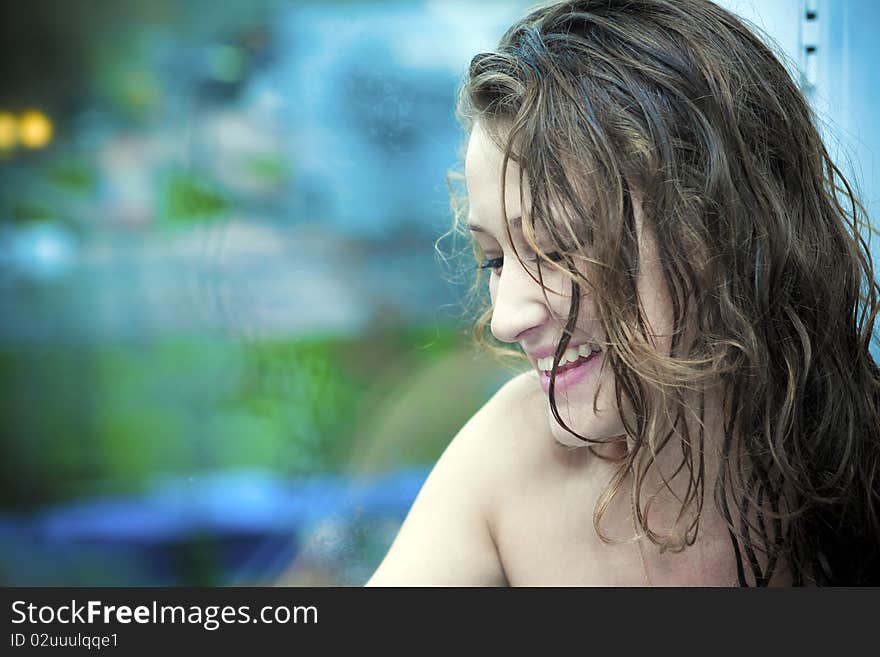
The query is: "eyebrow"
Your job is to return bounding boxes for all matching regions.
[467,216,522,234]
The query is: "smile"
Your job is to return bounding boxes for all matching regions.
[538,346,602,395]
[536,343,601,372]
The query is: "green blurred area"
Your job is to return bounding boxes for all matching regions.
[0,0,521,584]
[0,326,513,511]
[158,169,232,225]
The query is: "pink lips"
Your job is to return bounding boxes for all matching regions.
[539,350,603,395]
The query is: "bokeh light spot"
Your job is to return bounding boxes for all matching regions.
[18,110,54,149]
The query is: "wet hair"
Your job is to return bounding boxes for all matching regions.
[452,0,880,585]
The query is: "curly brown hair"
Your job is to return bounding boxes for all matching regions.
[451,0,880,585]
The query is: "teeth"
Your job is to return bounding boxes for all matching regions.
[536,343,601,372]
[577,343,601,357]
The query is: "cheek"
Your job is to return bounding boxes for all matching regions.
[637,264,675,355]
[538,269,578,321]
[632,217,676,356]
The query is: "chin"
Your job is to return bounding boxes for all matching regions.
[548,409,594,448]
[547,404,626,450]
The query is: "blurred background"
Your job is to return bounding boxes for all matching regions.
[0,0,877,586]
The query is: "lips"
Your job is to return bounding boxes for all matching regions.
[538,348,602,395]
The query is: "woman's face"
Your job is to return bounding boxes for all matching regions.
[464,121,674,448]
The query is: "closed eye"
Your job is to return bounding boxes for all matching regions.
[478,251,564,273]
[478,256,504,273]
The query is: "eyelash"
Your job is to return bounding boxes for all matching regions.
[478,252,565,273]
[479,256,504,273]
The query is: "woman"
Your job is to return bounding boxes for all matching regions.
[367,0,880,586]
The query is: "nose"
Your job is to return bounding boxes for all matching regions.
[489,255,550,344]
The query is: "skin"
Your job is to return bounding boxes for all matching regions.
[464,121,670,450]
[367,121,787,586]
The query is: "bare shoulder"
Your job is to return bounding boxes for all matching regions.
[438,369,553,498]
[365,369,546,586]
[464,369,547,452]
[472,369,553,469]
[486,368,544,413]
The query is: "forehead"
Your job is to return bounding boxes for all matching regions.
[464,122,528,233]
[464,122,507,187]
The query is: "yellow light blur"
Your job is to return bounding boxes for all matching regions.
[0,112,16,150]
[18,110,53,149]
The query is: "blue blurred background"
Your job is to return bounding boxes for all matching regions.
[0,1,877,586]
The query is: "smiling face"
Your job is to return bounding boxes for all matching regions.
[464,121,675,448]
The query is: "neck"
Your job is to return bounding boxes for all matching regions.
[624,385,733,579]
[623,383,792,585]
